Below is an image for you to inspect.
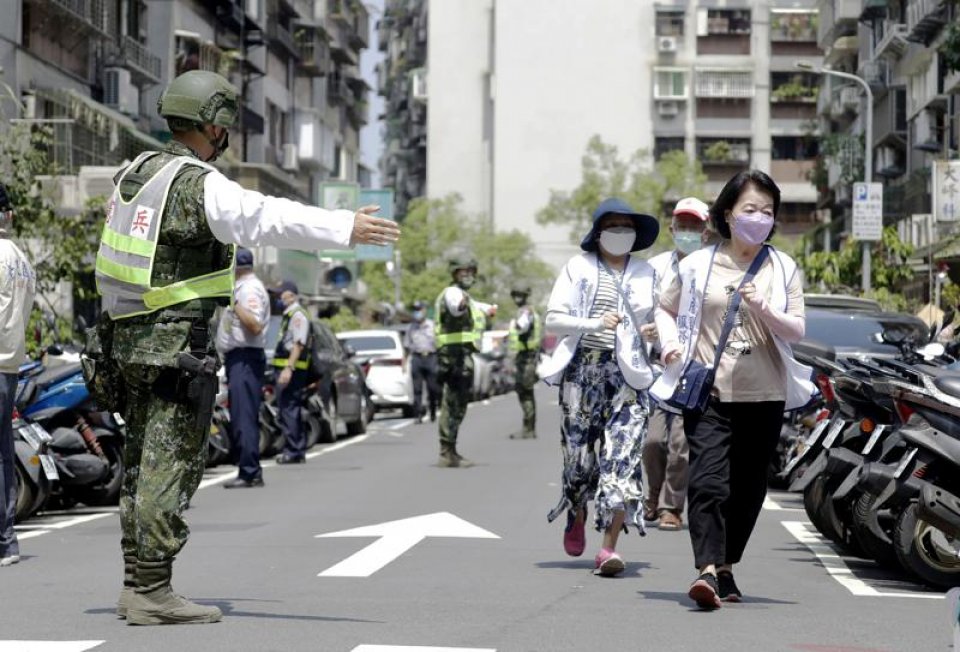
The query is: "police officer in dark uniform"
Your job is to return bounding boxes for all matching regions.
[273,280,312,464]
[404,299,439,423]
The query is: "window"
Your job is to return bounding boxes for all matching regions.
[654,68,688,99]
[656,10,684,36]
[706,9,751,35]
[771,136,819,160]
[769,11,817,42]
[654,137,685,160]
[694,70,754,98]
[174,34,224,76]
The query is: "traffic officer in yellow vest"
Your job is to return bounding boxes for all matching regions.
[434,255,496,467]
[272,280,312,464]
[87,70,399,626]
[507,285,542,439]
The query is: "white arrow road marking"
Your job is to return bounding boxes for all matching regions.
[0,642,105,652]
[317,512,500,577]
[782,521,944,599]
[352,647,495,652]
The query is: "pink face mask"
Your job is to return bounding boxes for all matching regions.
[730,213,774,245]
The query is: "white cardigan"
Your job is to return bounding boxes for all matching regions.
[649,245,817,411]
[537,252,657,390]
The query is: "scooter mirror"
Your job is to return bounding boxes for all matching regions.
[917,342,945,359]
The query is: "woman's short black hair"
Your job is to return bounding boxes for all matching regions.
[709,169,782,240]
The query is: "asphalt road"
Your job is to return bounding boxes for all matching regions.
[1,386,952,652]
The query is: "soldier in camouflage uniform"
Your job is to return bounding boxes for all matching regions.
[507,285,541,439]
[85,70,399,626]
[434,256,497,467]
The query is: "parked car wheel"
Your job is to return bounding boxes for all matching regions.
[346,393,368,435]
[317,396,337,444]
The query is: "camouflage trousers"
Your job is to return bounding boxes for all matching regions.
[118,363,209,563]
[515,351,538,432]
[438,347,474,445]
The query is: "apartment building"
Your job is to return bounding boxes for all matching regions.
[654,1,822,236]
[0,0,373,301]
[375,1,822,270]
[813,0,960,269]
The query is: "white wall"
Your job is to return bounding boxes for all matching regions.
[426,0,493,218]
[427,0,657,270]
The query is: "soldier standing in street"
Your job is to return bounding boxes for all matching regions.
[434,256,496,467]
[216,247,269,489]
[642,197,710,531]
[0,182,36,568]
[272,281,312,464]
[507,285,541,440]
[88,70,399,626]
[403,300,439,423]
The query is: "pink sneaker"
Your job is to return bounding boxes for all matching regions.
[563,508,586,557]
[594,548,625,577]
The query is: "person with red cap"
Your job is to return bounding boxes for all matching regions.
[641,197,710,532]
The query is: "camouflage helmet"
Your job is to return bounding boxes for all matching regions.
[158,70,239,128]
[448,255,478,275]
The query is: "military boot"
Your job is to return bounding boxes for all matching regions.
[116,555,137,619]
[452,444,475,468]
[437,441,459,468]
[126,560,222,626]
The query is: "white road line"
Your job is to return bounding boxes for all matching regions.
[763,496,804,512]
[353,647,496,652]
[782,521,944,599]
[0,642,105,651]
[388,419,415,430]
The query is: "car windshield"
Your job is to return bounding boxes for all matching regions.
[339,335,398,352]
[803,309,928,354]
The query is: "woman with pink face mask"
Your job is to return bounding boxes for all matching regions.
[650,170,816,610]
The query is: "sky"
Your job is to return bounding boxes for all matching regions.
[359,0,386,189]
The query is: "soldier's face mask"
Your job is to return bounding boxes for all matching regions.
[511,293,526,307]
[455,271,475,290]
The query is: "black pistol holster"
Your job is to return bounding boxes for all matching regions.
[174,320,219,432]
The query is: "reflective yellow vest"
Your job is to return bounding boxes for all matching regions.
[272,307,313,370]
[95,153,235,319]
[508,307,542,353]
[434,288,486,348]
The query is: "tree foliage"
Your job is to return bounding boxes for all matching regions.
[535,136,707,253]
[799,227,916,309]
[0,124,106,327]
[359,195,555,323]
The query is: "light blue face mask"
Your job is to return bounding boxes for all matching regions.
[673,230,703,254]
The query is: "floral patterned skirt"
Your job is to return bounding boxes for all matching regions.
[547,348,649,534]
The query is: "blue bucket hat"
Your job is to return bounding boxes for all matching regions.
[580,197,660,253]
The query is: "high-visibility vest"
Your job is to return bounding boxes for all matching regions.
[272,307,312,370]
[508,307,542,353]
[434,288,485,348]
[95,152,235,319]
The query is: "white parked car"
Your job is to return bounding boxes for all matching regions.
[336,329,416,416]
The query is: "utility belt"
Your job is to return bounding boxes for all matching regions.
[152,318,220,432]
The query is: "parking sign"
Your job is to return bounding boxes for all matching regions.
[852,182,883,241]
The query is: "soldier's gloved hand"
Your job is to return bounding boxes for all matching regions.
[350,205,401,246]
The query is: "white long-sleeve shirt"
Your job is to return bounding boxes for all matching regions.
[0,239,36,373]
[203,171,356,249]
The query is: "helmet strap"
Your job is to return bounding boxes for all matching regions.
[200,124,229,162]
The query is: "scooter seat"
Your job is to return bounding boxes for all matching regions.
[934,375,960,400]
[33,363,83,390]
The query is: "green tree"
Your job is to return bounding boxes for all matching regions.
[799,227,916,309]
[0,123,108,347]
[359,195,554,323]
[535,135,706,253]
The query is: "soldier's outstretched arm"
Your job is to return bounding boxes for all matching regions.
[203,171,400,250]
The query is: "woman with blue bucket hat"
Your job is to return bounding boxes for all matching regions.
[538,197,660,576]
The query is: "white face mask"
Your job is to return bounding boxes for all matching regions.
[598,227,636,256]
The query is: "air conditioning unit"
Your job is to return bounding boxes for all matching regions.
[658,36,678,53]
[281,143,299,171]
[410,67,427,102]
[104,67,139,117]
[657,100,679,116]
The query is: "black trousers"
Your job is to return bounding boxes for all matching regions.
[278,369,309,459]
[683,399,784,569]
[410,352,439,418]
[225,348,265,481]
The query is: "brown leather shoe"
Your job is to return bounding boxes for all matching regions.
[658,511,683,531]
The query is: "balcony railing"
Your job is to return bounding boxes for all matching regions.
[37,0,113,38]
[906,0,948,45]
[296,25,329,75]
[107,36,162,85]
[267,20,300,58]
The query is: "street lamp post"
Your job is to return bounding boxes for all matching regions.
[797,61,874,292]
